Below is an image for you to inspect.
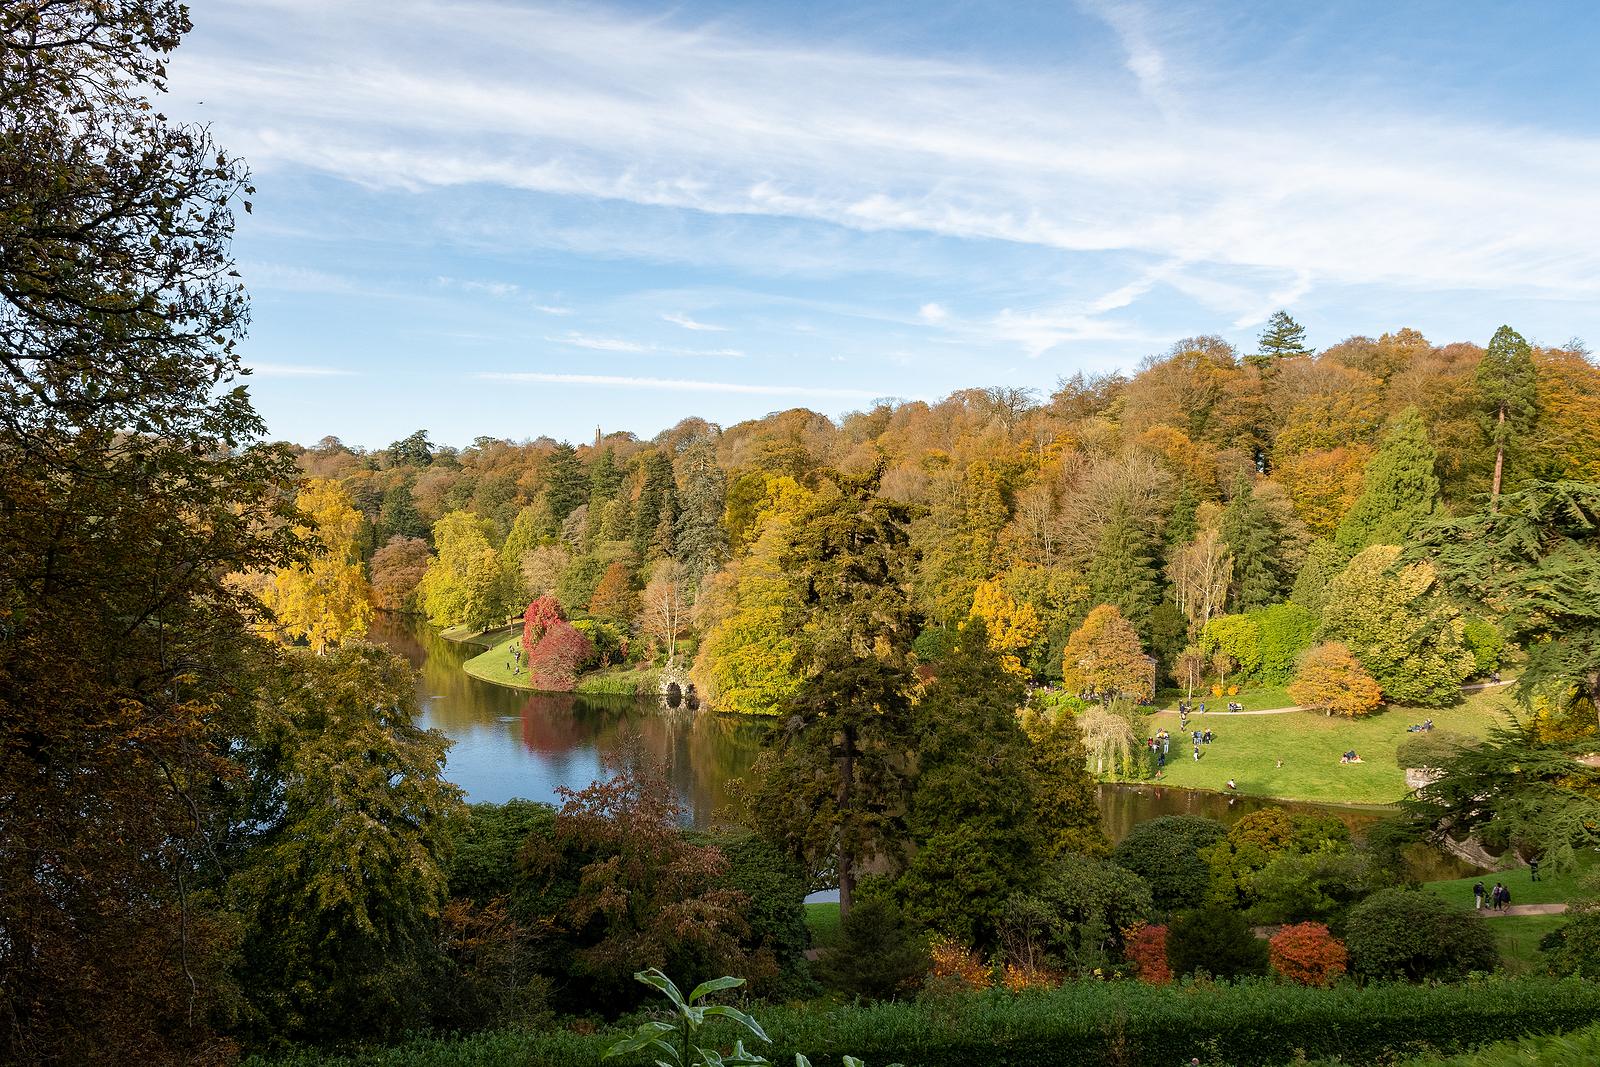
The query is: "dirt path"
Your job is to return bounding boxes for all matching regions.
[1474,903,1569,917]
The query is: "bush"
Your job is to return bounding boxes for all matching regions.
[1112,815,1227,913]
[572,617,626,667]
[1542,910,1600,978]
[1269,922,1348,986]
[813,899,928,1000]
[1344,887,1498,981]
[689,830,813,996]
[1462,617,1505,676]
[1123,921,1170,984]
[1250,603,1318,684]
[1166,906,1269,979]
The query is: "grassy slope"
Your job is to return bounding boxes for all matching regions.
[1422,857,1594,911]
[461,634,660,696]
[805,901,841,950]
[1121,687,1514,805]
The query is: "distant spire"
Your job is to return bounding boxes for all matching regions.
[595,425,602,449]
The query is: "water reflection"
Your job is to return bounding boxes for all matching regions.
[370,615,765,827]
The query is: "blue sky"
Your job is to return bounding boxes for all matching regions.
[165,0,1600,449]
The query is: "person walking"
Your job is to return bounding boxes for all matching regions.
[1473,881,1486,910]
[1530,858,1540,882]
[1491,883,1506,911]
[1193,744,1201,762]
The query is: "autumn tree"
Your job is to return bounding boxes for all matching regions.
[587,560,638,622]
[419,510,508,631]
[638,559,688,662]
[0,4,305,1058]
[894,619,1038,946]
[1062,605,1154,703]
[261,478,374,652]
[1287,643,1383,718]
[1321,546,1474,705]
[519,542,570,601]
[1289,538,1342,619]
[231,644,463,1043]
[1475,325,1538,500]
[1167,527,1233,638]
[370,535,433,612]
[521,594,565,660]
[526,620,594,692]
[1334,407,1440,556]
[969,578,1041,676]
[1269,923,1349,986]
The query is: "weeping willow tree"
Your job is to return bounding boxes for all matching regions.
[1079,704,1139,776]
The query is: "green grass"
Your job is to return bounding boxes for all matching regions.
[575,664,662,696]
[1396,1021,1600,1066]
[1422,854,1596,911]
[438,622,517,648]
[1488,914,1568,974]
[1123,687,1514,805]
[805,901,841,949]
[461,634,534,688]
[461,635,662,696]
[1154,684,1295,712]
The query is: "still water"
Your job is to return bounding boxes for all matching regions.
[373,615,1463,874]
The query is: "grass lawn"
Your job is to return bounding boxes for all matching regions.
[461,635,532,688]
[1487,913,1568,974]
[1423,854,1597,911]
[439,623,517,648]
[1121,687,1514,805]
[462,635,662,696]
[575,664,662,697]
[805,902,841,950]
[1153,684,1294,712]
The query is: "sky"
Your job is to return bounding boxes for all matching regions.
[164,0,1600,450]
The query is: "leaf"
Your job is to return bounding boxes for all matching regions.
[702,1004,770,1043]
[603,1022,678,1060]
[633,967,688,1010]
[688,974,746,1003]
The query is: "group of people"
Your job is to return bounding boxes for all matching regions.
[1144,729,1173,768]
[1407,719,1435,733]
[1474,881,1515,911]
[1340,749,1363,764]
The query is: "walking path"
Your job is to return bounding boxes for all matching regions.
[1476,903,1568,917]
[1150,680,1514,718]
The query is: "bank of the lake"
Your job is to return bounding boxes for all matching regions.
[460,630,663,697]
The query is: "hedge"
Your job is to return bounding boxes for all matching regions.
[250,976,1600,1067]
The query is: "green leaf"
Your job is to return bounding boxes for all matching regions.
[603,1022,678,1060]
[702,1004,770,1043]
[688,974,746,1003]
[634,967,688,1011]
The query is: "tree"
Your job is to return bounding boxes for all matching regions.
[1289,538,1341,619]
[749,470,918,918]
[1166,906,1269,979]
[378,480,429,542]
[812,900,927,1000]
[526,620,595,692]
[1061,605,1153,703]
[1250,310,1312,369]
[1343,888,1496,981]
[1269,923,1348,986]
[1167,528,1233,638]
[370,535,432,612]
[1476,325,1538,500]
[1321,546,1474,705]
[638,559,689,662]
[1112,816,1228,913]
[1252,603,1318,683]
[969,579,1041,677]
[588,560,638,623]
[261,478,374,652]
[1021,706,1110,858]
[894,620,1038,947]
[1201,614,1263,680]
[1123,922,1171,984]
[1086,498,1162,637]
[1335,407,1441,556]
[499,503,547,603]
[231,644,463,1043]
[1,4,304,1057]
[632,449,678,562]
[387,430,434,467]
[1174,644,1207,703]
[419,511,508,631]
[543,442,589,525]
[520,542,570,601]
[1288,643,1383,717]
[1220,479,1292,611]
[521,594,566,660]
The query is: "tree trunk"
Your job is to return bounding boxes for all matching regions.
[837,723,856,921]
[1491,404,1506,503]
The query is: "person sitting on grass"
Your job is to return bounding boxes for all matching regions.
[1340,749,1362,764]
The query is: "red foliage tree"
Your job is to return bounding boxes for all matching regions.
[522,595,565,660]
[1123,921,1171,984]
[1269,922,1349,987]
[526,619,594,692]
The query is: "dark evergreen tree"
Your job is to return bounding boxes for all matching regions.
[386,429,434,467]
[1087,498,1161,637]
[1248,310,1312,369]
[378,480,429,543]
[1475,325,1538,500]
[1022,706,1110,859]
[543,442,589,525]
[1290,537,1341,619]
[1167,906,1270,978]
[673,435,728,594]
[893,619,1037,947]
[1166,482,1199,548]
[1220,479,1290,611]
[632,449,677,562]
[1334,407,1440,557]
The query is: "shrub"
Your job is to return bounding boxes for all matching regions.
[813,900,928,1001]
[1542,910,1600,978]
[1269,922,1348,986]
[526,619,594,691]
[522,595,565,659]
[1344,887,1498,981]
[1250,602,1318,683]
[688,830,813,997]
[1112,815,1228,913]
[1166,906,1269,979]
[1462,617,1505,676]
[927,936,992,991]
[1123,921,1170,984]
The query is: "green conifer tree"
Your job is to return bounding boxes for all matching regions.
[1248,311,1311,369]
[631,449,677,562]
[1220,480,1289,611]
[1334,407,1440,556]
[1290,537,1341,619]
[543,442,589,525]
[1087,498,1161,637]
[672,435,728,594]
[1475,325,1538,501]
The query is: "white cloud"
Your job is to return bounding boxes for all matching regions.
[547,332,650,353]
[477,371,877,398]
[918,302,949,324]
[247,361,357,377]
[663,311,727,331]
[533,304,574,315]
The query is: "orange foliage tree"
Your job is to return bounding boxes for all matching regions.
[1062,604,1154,703]
[1288,642,1383,717]
[1123,922,1170,984]
[1269,922,1349,986]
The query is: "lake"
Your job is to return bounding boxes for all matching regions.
[373,615,1472,876]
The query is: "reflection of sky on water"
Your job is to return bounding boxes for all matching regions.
[371,615,765,827]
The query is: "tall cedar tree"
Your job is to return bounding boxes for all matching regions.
[1220,479,1290,610]
[1022,706,1111,858]
[749,469,918,918]
[0,4,302,1059]
[1475,325,1538,500]
[632,449,677,563]
[1086,497,1162,638]
[1334,407,1440,556]
[894,619,1039,947]
[673,435,729,594]
[543,442,589,525]
[1249,310,1312,369]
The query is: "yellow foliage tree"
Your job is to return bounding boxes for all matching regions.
[969,578,1040,676]
[1061,604,1153,703]
[1287,642,1383,717]
[1275,445,1371,536]
[264,478,373,653]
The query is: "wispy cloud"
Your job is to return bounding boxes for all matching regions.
[247,361,358,377]
[477,371,877,398]
[663,312,726,331]
[547,332,650,353]
[534,304,574,316]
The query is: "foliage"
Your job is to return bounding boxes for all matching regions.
[589,561,639,622]
[1251,603,1318,683]
[1167,527,1233,638]
[1269,922,1348,986]
[968,579,1041,676]
[688,832,814,997]
[261,478,374,651]
[526,619,596,691]
[1541,910,1600,978]
[927,937,994,991]
[1290,537,1342,619]
[1201,806,1349,909]
[1005,854,1154,974]
[1322,545,1474,705]
[1461,617,1505,676]
[1476,326,1539,498]
[1335,406,1442,556]
[1343,888,1498,981]
[1122,922,1170,984]
[420,511,509,631]
[231,644,464,1043]
[1086,498,1162,638]
[1220,479,1293,611]
[372,535,433,612]
[1289,641,1384,717]
[639,559,690,661]
[1165,905,1270,979]
[1248,850,1378,926]
[895,620,1037,947]
[1062,605,1153,702]
[1112,815,1228,913]
[813,900,928,1001]
[1021,706,1110,858]
[523,594,566,659]
[603,969,770,1067]
[1253,310,1312,365]
[1201,613,1262,678]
